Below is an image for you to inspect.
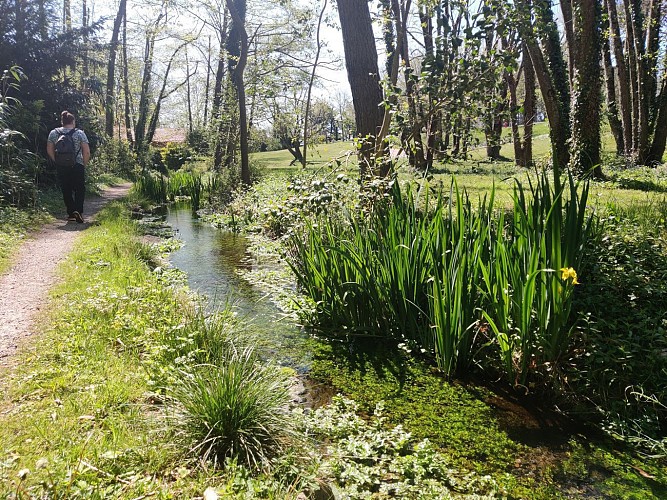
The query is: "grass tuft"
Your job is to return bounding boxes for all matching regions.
[172,348,297,470]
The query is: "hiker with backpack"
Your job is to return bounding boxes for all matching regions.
[46,111,90,223]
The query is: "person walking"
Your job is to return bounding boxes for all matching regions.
[46,111,90,223]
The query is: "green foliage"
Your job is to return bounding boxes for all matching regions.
[0,67,39,207]
[134,171,168,203]
[172,348,296,470]
[299,396,500,498]
[287,173,596,382]
[186,127,211,154]
[87,137,138,181]
[569,199,667,452]
[161,142,192,171]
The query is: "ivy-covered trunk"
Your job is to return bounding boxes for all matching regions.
[569,0,602,178]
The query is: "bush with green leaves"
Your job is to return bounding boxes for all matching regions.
[171,348,296,470]
[87,137,138,181]
[0,67,39,208]
[161,142,192,171]
[568,199,667,453]
[186,127,210,154]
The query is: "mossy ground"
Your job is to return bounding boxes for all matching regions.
[307,339,666,498]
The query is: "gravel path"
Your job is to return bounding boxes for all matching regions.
[0,184,131,367]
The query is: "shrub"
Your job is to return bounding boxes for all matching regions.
[0,67,39,208]
[172,347,296,469]
[161,142,191,171]
[186,127,210,154]
[87,137,138,180]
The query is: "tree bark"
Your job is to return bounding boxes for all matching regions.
[336,0,385,176]
[647,80,667,164]
[105,0,127,137]
[225,0,250,185]
[122,12,134,142]
[601,25,624,155]
[605,0,632,156]
[569,0,602,177]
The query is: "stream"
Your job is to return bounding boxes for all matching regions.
[159,203,312,374]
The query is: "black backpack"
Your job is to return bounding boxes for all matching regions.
[54,128,78,167]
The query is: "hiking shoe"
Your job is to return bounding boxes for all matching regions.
[67,215,76,221]
[73,211,84,223]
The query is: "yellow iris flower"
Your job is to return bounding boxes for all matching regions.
[560,267,580,285]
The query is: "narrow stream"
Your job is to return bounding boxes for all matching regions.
[161,203,311,372]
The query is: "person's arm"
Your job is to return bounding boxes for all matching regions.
[46,141,55,162]
[81,142,91,166]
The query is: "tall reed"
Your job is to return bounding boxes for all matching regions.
[288,172,597,384]
[480,171,594,384]
[134,172,168,203]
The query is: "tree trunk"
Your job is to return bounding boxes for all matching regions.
[525,39,569,175]
[519,0,570,175]
[225,0,250,185]
[122,12,134,143]
[37,0,48,40]
[63,0,72,32]
[134,32,157,153]
[601,27,624,155]
[569,0,602,178]
[647,80,667,164]
[336,0,384,176]
[204,36,212,126]
[105,0,127,137]
[303,0,327,167]
[605,0,632,156]
[560,0,576,86]
[522,51,535,168]
[82,0,89,82]
[186,48,193,135]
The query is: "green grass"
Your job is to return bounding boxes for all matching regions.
[0,202,307,497]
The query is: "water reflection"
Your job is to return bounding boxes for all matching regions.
[161,203,310,369]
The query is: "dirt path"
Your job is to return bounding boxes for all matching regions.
[0,184,131,366]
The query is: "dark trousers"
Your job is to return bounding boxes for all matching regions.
[58,163,85,216]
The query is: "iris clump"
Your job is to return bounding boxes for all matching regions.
[287,170,595,386]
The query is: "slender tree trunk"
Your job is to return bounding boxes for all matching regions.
[82,0,89,83]
[601,27,625,155]
[186,48,193,135]
[37,0,48,39]
[522,49,535,167]
[419,6,440,166]
[519,0,570,175]
[525,39,569,174]
[560,0,576,86]
[135,32,157,153]
[212,17,229,170]
[63,0,71,32]
[204,36,212,126]
[605,0,632,155]
[225,0,250,185]
[105,0,127,137]
[122,12,134,143]
[303,0,327,167]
